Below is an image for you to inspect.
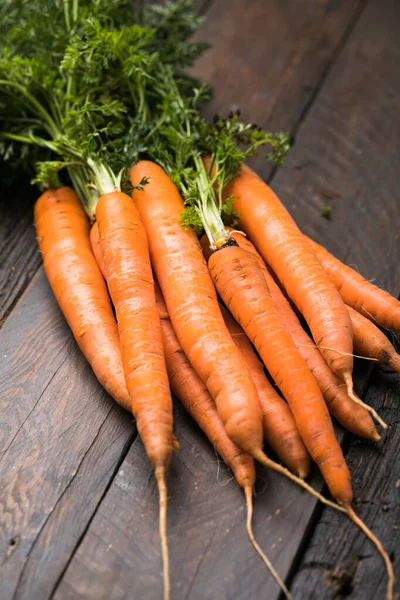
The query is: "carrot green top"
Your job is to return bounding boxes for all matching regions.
[0,0,207,215]
[141,67,290,247]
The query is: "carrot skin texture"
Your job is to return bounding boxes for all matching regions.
[220,305,310,478]
[155,284,255,489]
[217,160,354,382]
[307,236,400,331]
[349,306,400,373]
[96,190,173,470]
[130,161,264,456]
[202,231,378,441]
[34,187,131,411]
[208,242,353,504]
[90,221,107,279]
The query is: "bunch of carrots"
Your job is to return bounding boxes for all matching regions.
[34,157,400,600]
[1,1,399,599]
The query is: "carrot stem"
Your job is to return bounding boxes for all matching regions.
[245,486,292,600]
[156,467,170,600]
[346,506,395,600]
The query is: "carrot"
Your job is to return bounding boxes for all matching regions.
[34,187,130,412]
[212,159,356,398]
[207,238,352,505]
[220,305,310,478]
[349,305,400,373]
[202,230,379,442]
[154,283,291,598]
[130,160,341,513]
[306,236,400,331]
[95,190,173,600]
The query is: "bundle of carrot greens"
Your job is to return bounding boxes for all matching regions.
[1,1,398,599]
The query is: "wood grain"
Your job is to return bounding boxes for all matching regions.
[0,182,41,326]
[55,402,326,600]
[0,270,135,599]
[190,0,364,178]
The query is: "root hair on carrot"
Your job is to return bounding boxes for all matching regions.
[343,373,387,429]
[296,343,379,362]
[244,486,292,600]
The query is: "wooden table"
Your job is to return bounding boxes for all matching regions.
[1,1,399,598]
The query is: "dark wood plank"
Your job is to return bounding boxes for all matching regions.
[0,270,135,599]
[191,0,364,178]
[271,0,400,295]
[290,366,400,600]
[54,0,400,598]
[0,181,41,326]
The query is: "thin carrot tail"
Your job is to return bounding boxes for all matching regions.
[346,506,395,600]
[343,373,388,429]
[244,486,292,600]
[252,451,346,514]
[156,467,170,600]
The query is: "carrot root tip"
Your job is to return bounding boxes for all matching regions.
[371,430,382,442]
[155,467,170,600]
[346,506,395,600]
[244,486,292,600]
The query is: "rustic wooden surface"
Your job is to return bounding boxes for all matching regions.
[1,0,399,598]
[0,181,41,326]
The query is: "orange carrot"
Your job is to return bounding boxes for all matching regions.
[211,159,355,397]
[34,187,130,411]
[154,283,291,598]
[220,305,310,478]
[307,236,400,331]
[207,238,352,506]
[349,305,400,373]
[202,230,379,442]
[95,190,173,600]
[130,161,341,512]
